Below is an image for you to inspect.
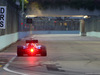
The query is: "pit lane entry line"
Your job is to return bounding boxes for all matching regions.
[3,55,28,75]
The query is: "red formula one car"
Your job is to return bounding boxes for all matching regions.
[17,40,47,56]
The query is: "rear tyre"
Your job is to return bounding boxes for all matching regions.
[17,46,23,56]
[41,46,47,56]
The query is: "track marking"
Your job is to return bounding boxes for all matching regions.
[86,73,100,75]
[0,65,2,67]
[3,55,28,75]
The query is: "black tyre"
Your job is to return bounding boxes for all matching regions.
[17,46,23,56]
[41,46,47,56]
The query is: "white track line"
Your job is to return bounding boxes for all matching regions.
[3,55,28,75]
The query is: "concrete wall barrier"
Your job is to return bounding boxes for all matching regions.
[18,31,30,40]
[32,31,80,34]
[0,30,79,50]
[0,33,18,50]
[86,31,100,38]
[0,31,30,50]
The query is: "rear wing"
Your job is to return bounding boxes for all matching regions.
[26,40,38,43]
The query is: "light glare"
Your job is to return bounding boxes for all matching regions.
[30,49,34,52]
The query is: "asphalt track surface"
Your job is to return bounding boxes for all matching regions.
[1,34,100,75]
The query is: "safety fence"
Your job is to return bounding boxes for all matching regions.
[31,17,80,31]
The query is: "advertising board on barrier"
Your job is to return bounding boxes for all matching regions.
[0,6,6,29]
